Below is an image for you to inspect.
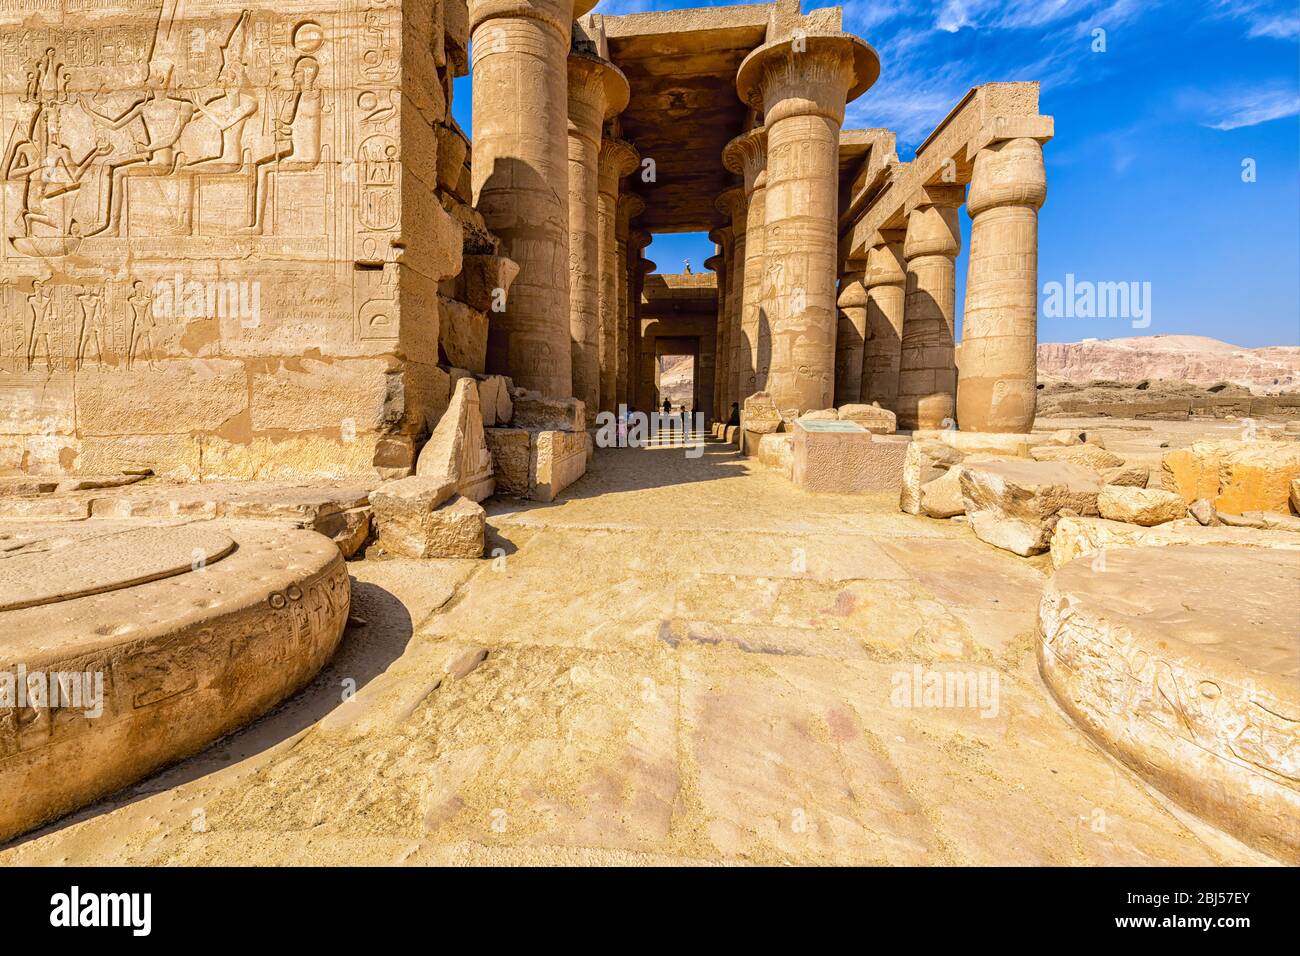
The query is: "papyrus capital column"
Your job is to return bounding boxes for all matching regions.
[860,236,906,411]
[736,32,879,414]
[723,126,769,404]
[596,138,639,415]
[958,136,1048,432]
[567,52,629,416]
[471,0,598,397]
[898,186,963,429]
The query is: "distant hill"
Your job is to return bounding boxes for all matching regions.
[1037,335,1300,393]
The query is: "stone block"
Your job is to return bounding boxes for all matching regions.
[742,392,782,435]
[1101,464,1150,487]
[900,440,965,515]
[837,403,897,434]
[372,480,484,559]
[1030,444,1125,471]
[416,377,494,502]
[476,375,513,427]
[791,421,906,494]
[459,254,520,313]
[484,428,532,497]
[1215,443,1300,515]
[961,459,1104,556]
[724,425,739,445]
[757,433,794,478]
[510,389,585,432]
[437,295,488,374]
[531,430,588,503]
[1097,486,1188,526]
[1048,514,1300,568]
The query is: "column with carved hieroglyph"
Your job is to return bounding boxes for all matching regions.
[472,0,598,397]
[958,133,1049,432]
[736,30,878,414]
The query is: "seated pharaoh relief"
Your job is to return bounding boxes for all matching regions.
[3,9,338,253]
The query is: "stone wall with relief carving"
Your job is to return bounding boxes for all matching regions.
[0,0,463,479]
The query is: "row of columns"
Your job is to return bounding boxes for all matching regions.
[842,137,1047,432]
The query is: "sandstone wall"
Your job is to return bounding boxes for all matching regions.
[0,0,466,479]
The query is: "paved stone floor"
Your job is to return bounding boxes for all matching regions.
[0,438,1274,865]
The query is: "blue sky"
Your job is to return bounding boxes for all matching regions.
[452,0,1300,347]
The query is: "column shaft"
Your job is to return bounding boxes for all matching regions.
[835,267,867,406]
[958,137,1047,432]
[471,0,575,397]
[898,197,961,429]
[597,140,638,415]
[860,239,906,410]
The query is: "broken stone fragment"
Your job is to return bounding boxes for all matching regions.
[1215,443,1300,515]
[1096,486,1187,526]
[476,375,514,427]
[1030,444,1124,470]
[415,377,495,502]
[509,389,586,432]
[459,253,521,313]
[1100,463,1150,487]
[1217,510,1300,533]
[919,465,966,519]
[370,477,484,559]
[837,403,897,434]
[900,440,965,515]
[741,391,782,435]
[437,295,489,373]
[960,459,1103,556]
[1189,498,1219,526]
[1048,513,1300,568]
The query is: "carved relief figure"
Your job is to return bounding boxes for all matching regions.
[126,281,156,370]
[75,289,107,370]
[246,54,324,232]
[25,280,55,373]
[79,64,196,237]
[187,11,259,172]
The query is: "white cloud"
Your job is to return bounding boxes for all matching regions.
[1202,84,1300,130]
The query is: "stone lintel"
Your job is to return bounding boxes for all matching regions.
[966,115,1055,159]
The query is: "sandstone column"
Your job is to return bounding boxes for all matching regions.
[627,230,651,409]
[715,187,747,410]
[705,250,725,420]
[616,192,645,411]
[958,137,1048,433]
[897,187,963,429]
[860,236,906,410]
[708,226,733,419]
[597,138,639,415]
[566,53,629,417]
[723,126,769,403]
[835,265,867,406]
[471,0,599,397]
[736,33,878,414]
[633,249,655,410]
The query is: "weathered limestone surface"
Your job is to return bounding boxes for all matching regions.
[596,139,638,414]
[1049,513,1300,568]
[1039,545,1300,863]
[961,459,1102,556]
[1,2,463,479]
[415,377,494,502]
[1161,440,1300,515]
[0,524,348,843]
[741,391,782,435]
[756,432,793,478]
[792,422,908,494]
[837,403,896,434]
[484,426,587,502]
[509,389,585,432]
[371,477,484,558]
[1097,486,1187,526]
[723,126,768,404]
